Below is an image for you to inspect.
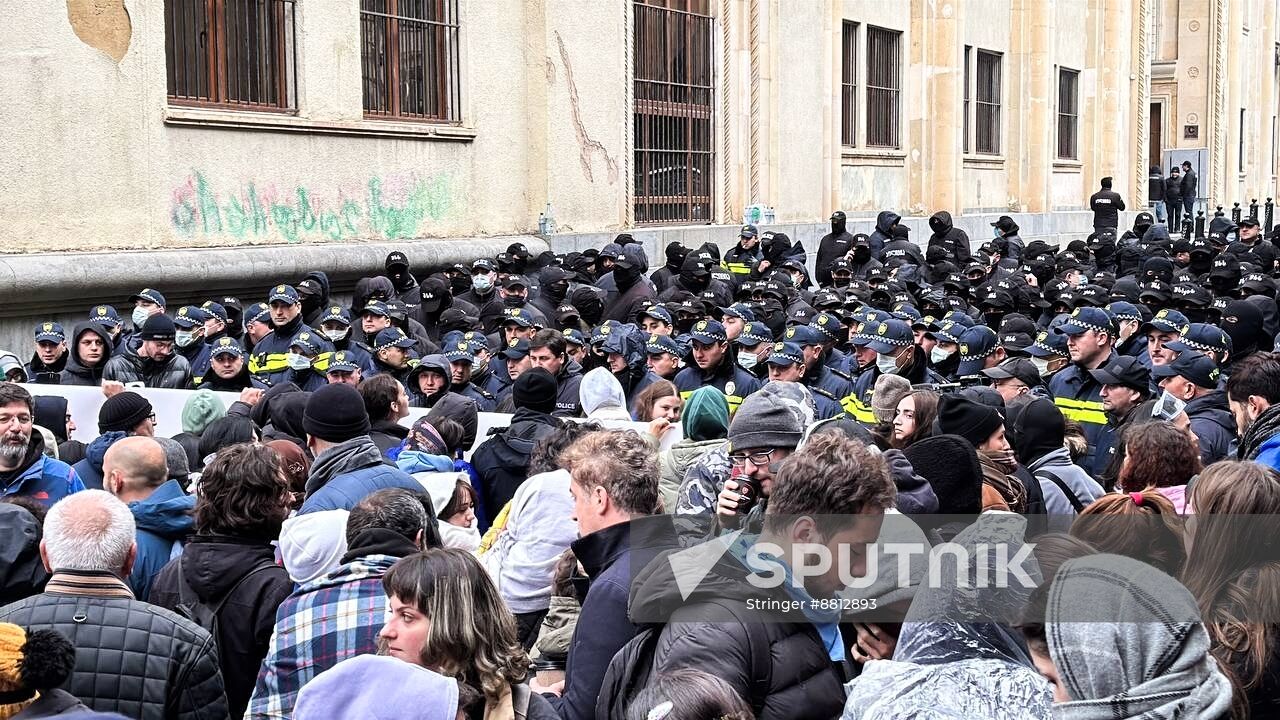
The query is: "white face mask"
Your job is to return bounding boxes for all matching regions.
[323,328,348,342]
[132,307,151,328]
[876,352,900,374]
[285,353,312,371]
[737,350,759,370]
[1031,356,1053,377]
[472,274,494,292]
[930,346,953,365]
[174,330,196,348]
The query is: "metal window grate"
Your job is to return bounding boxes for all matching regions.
[1057,68,1079,160]
[165,0,298,111]
[841,22,857,147]
[633,0,715,225]
[865,26,900,149]
[360,0,461,122]
[975,50,1001,154]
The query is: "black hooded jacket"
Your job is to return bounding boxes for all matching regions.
[868,211,900,257]
[59,323,114,386]
[300,270,331,327]
[928,211,971,264]
[816,216,855,285]
[149,534,292,719]
[349,276,396,318]
[470,408,563,531]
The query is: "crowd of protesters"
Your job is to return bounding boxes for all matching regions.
[1,194,1280,718]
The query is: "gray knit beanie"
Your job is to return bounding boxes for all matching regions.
[871,374,913,424]
[728,381,813,451]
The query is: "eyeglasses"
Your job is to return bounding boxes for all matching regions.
[147,413,157,423]
[727,449,778,468]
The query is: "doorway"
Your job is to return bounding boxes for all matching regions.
[1149,102,1164,170]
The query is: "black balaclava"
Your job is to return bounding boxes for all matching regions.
[1223,299,1266,357]
[665,242,689,271]
[758,300,786,337]
[389,263,415,292]
[678,256,712,293]
[447,269,471,295]
[852,235,872,263]
[614,263,641,291]
[571,286,605,327]
[831,211,847,236]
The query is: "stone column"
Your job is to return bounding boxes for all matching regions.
[1010,0,1052,213]
[907,0,964,216]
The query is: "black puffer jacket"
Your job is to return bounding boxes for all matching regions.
[0,574,228,719]
[149,535,292,720]
[622,549,847,720]
[101,346,192,389]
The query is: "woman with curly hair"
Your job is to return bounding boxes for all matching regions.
[1116,420,1201,512]
[380,548,556,719]
[1182,460,1280,716]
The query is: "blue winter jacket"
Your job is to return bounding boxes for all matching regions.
[0,452,82,507]
[1255,436,1280,473]
[70,431,127,491]
[128,479,195,601]
[298,464,423,514]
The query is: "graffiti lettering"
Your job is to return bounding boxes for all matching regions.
[170,171,454,243]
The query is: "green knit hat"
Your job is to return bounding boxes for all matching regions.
[682,386,729,443]
[181,389,227,435]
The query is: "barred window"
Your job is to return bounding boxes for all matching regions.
[865,27,901,149]
[165,0,298,111]
[633,0,715,225]
[841,22,858,147]
[975,50,1002,154]
[361,0,461,122]
[1057,68,1079,160]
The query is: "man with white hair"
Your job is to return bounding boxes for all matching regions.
[0,490,227,718]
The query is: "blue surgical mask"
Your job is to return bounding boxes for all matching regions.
[174,330,196,348]
[930,346,953,365]
[876,352,900,374]
[285,353,312,371]
[737,350,759,370]
[132,307,151,328]
[472,274,493,292]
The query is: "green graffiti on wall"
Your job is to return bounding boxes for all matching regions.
[170,172,454,242]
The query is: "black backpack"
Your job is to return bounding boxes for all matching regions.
[594,598,771,719]
[174,556,278,638]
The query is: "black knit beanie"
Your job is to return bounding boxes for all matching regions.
[513,368,558,414]
[98,392,153,433]
[903,434,983,514]
[935,395,1004,447]
[303,383,371,443]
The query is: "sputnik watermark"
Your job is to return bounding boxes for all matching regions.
[667,536,1039,601]
[743,541,1037,590]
